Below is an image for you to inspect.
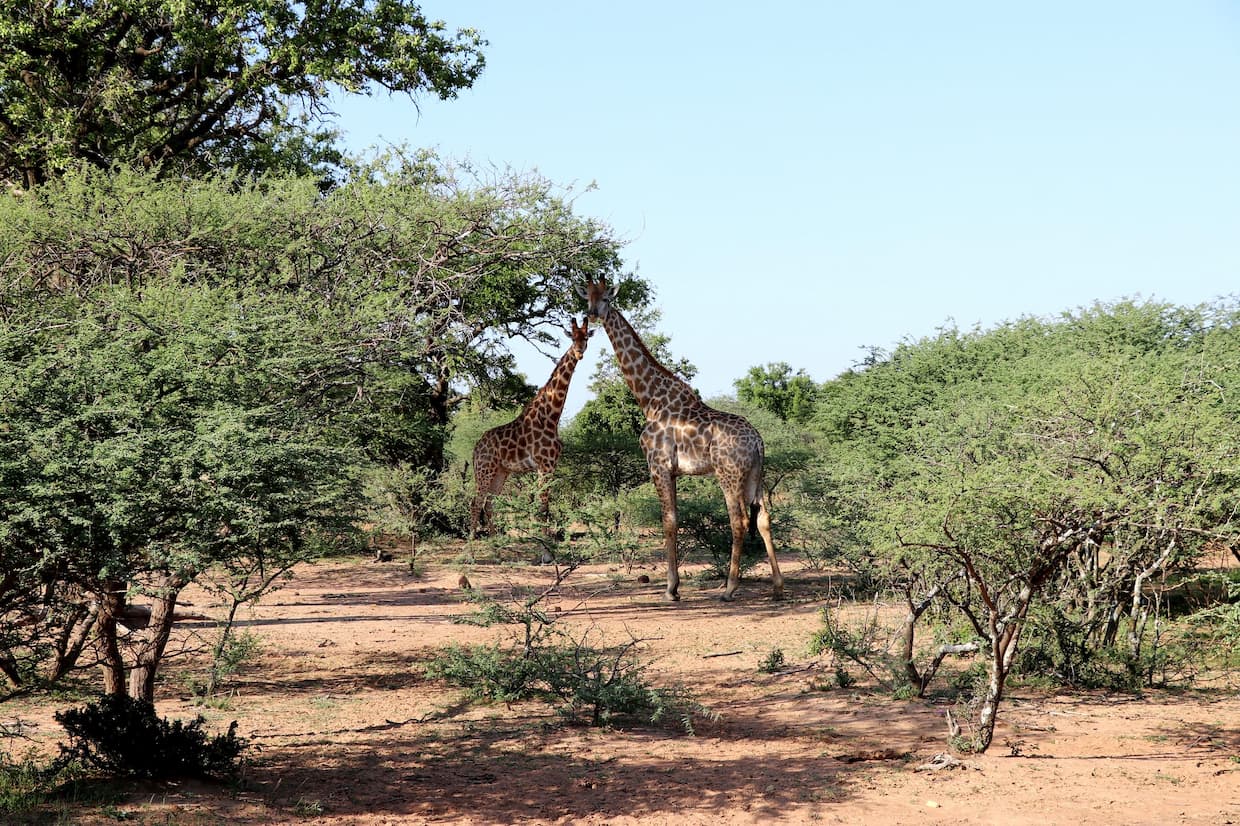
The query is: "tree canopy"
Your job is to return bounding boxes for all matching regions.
[734,362,819,424]
[0,0,486,186]
[0,158,629,699]
[815,299,1240,749]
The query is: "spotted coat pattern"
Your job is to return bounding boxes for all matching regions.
[470,318,593,537]
[581,281,783,601]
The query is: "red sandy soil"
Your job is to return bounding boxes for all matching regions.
[4,551,1239,825]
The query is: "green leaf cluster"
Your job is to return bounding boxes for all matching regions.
[0,1,486,185]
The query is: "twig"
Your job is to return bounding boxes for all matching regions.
[703,650,744,659]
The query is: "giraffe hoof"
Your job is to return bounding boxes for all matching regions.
[661,591,680,603]
[720,593,737,603]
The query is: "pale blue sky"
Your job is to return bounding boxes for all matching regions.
[333,2,1240,419]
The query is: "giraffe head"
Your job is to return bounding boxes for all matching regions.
[578,280,619,323]
[568,315,594,357]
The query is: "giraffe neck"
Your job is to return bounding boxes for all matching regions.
[601,309,698,417]
[524,346,583,428]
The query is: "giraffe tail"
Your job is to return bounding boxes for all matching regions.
[744,465,764,538]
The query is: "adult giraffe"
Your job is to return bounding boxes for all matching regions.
[579,280,783,601]
[470,317,594,539]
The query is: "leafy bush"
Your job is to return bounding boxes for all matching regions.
[54,695,245,780]
[425,637,712,732]
[423,643,545,704]
[427,577,712,732]
[758,648,786,673]
[1013,606,1136,690]
[540,632,714,730]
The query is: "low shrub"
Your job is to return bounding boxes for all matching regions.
[54,695,245,780]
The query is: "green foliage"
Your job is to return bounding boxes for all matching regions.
[54,695,245,780]
[429,575,711,731]
[0,160,626,463]
[808,603,907,691]
[0,744,85,817]
[544,631,716,731]
[198,631,264,703]
[560,385,650,499]
[424,643,544,704]
[425,635,711,732]
[0,160,631,694]
[758,648,786,673]
[0,1,486,185]
[0,279,362,696]
[812,298,1240,749]
[734,362,820,424]
[363,462,472,548]
[1014,606,1138,690]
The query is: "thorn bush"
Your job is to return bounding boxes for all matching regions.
[54,695,245,780]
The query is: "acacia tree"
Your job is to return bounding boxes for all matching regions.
[0,285,360,701]
[819,300,1240,752]
[0,161,629,700]
[1,157,623,468]
[734,362,819,424]
[0,0,485,186]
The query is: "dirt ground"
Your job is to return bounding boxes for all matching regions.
[4,550,1240,825]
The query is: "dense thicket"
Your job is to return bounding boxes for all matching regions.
[812,299,1240,750]
[0,160,627,700]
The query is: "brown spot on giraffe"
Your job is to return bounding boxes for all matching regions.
[578,280,784,602]
[470,317,594,540]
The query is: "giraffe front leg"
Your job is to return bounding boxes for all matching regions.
[536,469,555,564]
[651,468,680,601]
[469,478,489,539]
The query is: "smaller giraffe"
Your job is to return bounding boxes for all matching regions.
[470,317,594,540]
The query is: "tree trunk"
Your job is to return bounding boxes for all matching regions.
[1126,537,1176,682]
[919,642,980,696]
[898,607,920,689]
[971,583,1034,753]
[426,371,451,473]
[127,573,189,702]
[97,581,128,697]
[0,655,21,689]
[973,622,1024,753]
[973,656,1007,753]
[205,600,242,698]
[44,600,100,684]
[899,568,963,695]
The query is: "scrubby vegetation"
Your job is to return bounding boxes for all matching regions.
[1,1,1237,819]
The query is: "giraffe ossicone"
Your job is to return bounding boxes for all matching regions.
[579,280,784,602]
[470,317,594,548]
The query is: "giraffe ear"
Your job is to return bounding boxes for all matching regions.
[606,284,619,302]
[573,284,588,301]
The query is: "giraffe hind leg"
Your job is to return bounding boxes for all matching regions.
[470,463,508,539]
[754,498,784,599]
[722,489,758,602]
[741,468,783,599]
